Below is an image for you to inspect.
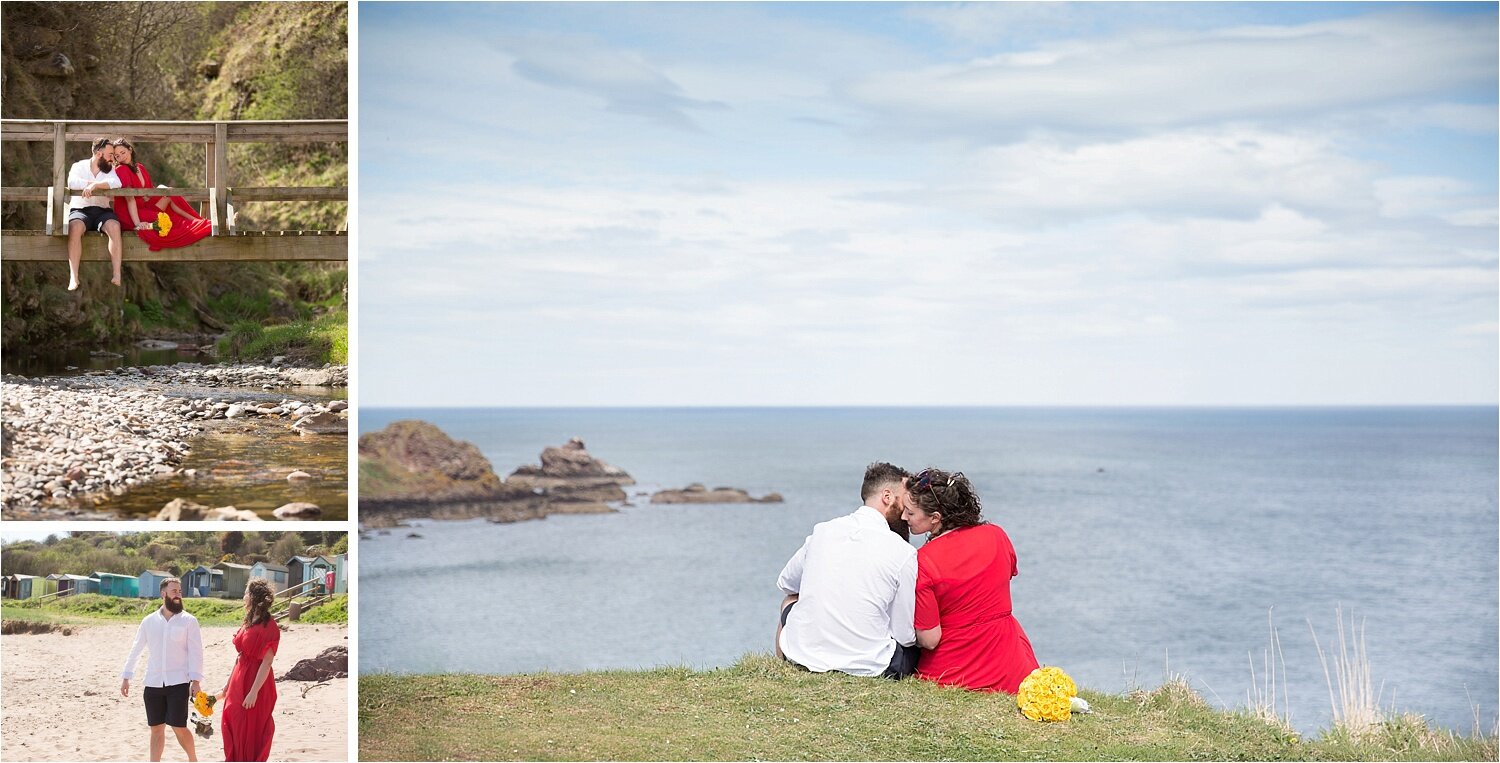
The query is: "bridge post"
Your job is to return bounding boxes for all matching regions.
[51,123,66,236]
[213,123,229,235]
[203,140,214,218]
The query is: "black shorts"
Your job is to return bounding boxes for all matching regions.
[67,206,119,232]
[143,682,190,728]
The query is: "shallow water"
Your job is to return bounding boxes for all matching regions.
[2,342,194,377]
[358,406,1499,736]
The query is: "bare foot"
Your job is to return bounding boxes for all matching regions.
[111,274,122,287]
[68,277,80,291]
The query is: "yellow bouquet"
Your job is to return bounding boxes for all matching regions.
[156,211,173,237]
[191,691,217,739]
[1017,666,1079,722]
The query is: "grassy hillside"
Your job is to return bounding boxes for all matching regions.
[2,593,348,627]
[0,530,347,581]
[358,656,1495,762]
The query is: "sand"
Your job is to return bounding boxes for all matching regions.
[1,621,348,761]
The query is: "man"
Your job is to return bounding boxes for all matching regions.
[121,578,204,762]
[774,462,920,679]
[66,136,125,291]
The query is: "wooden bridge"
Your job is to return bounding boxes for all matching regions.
[1,119,347,261]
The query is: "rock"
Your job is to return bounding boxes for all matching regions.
[288,369,334,386]
[287,470,313,482]
[156,498,210,521]
[327,400,348,412]
[26,51,74,78]
[136,340,178,350]
[204,506,262,521]
[89,350,124,358]
[225,404,247,419]
[292,412,346,435]
[650,486,784,504]
[407,533,424,539]
[279,646,347,681]
[197,59,220,80]
[273,502,322,519]
[65,467,85,482]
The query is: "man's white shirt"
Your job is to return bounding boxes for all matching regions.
[67,158,121,211]
[776,505,918,677]
[121,609,205,687]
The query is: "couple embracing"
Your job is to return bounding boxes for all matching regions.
[66,136,211,290]
[120,577,281,762]
[775,463,1038,692]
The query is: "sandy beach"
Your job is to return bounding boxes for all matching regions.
[1,621,348,761]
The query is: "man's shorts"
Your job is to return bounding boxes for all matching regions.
[67,206,119,232]
[143,682,191,728]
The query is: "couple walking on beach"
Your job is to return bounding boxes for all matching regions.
[121,577,280,762]
[67,136,211,290]
[776,463,1039,692]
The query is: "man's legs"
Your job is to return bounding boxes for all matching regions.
[171,725,198,761]
[67,219,85,290]
[774,594,797,660]
[149,724,166,762]
[101,218,123,286]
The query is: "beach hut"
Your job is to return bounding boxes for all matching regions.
[184,566,224,598]
[286,555,336,590]
[94,572,139,598]
[57,574,96,596]
[138,570,173,598]
[214,562,252,598]
[1,575,14,599]
[333,554,348,594]
[14,574,40,599]
[249,561,289,590]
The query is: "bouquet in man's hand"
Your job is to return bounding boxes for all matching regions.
[190,690,216,739]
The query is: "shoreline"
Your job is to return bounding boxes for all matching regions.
[1,363,349,519]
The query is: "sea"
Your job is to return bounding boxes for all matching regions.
[358,406,1498,735]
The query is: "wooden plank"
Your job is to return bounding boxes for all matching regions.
[4,120,347,143]
[203,141,214,217]
[0,232,348,261]
[3,187,50,200]
[228,187,348,201]
[213,123,229,236]
[51,124,66,237]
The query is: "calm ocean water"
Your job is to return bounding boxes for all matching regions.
[359,407,1498,734]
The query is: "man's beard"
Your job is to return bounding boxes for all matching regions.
[164,596,183,613]
[886,512,910,541]
[97,158,112,172]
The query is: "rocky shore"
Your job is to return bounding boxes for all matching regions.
[1,364,349,519]
[651,484,784,504]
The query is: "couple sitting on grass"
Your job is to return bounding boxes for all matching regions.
[776,463,1038,692]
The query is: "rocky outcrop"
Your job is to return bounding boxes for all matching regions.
[359,420,551,527]
[280,645,348,681]
[651,484,784,505]
[506,438,634,512]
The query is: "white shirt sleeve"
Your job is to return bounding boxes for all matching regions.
[100,168,122,189]
[776,536,812,596]
[186,617,204,682]
[67,160,91,191]
[121,616,149,679]
[889,553,918,647]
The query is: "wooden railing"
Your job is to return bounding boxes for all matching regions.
[1,119,346,261]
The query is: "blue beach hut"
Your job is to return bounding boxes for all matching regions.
[250,561,288,590]
[138,570,173,598]
[184,566,224,597]
[94,572,139,598]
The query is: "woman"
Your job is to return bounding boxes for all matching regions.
[218,578,279,762]
[109,138,212,251]
[902,468,1039,693]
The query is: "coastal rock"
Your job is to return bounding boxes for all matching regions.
[279,646,348,681]
[273,502,322,519]
[650,484,784,505]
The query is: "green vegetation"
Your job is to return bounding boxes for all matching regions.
[358,656,1495,762]
[0,530,347,580]
[218,308,348,365]
[2,592,348,627]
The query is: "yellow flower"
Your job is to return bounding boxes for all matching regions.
[193,690,215,717]
[1017,666,1078,722]
[157,212,172,237]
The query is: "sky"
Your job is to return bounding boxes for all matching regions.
[359,2,1498,407]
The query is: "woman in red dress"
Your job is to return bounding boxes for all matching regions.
[218,578,280,762]
[109,138,212,251]
[902,468,1040,693]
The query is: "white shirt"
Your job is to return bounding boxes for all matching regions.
[121,609,204,687]
[776,506,918,677]
[67,157,121,211]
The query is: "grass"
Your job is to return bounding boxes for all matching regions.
[216,308,348,365]
[1,593,348,628]
[357,655,1495,761]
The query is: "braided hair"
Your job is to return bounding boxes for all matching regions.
[906,468,985,537]
[243,578,275,627]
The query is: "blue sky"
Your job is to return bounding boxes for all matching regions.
[360,2,1497,406]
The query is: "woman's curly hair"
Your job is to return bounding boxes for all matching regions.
[906,468,985,536]
[244,578,275,627]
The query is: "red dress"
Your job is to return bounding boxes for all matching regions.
[223,619,279,762]
[112,163,212,251]
[914,523,1040,693]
